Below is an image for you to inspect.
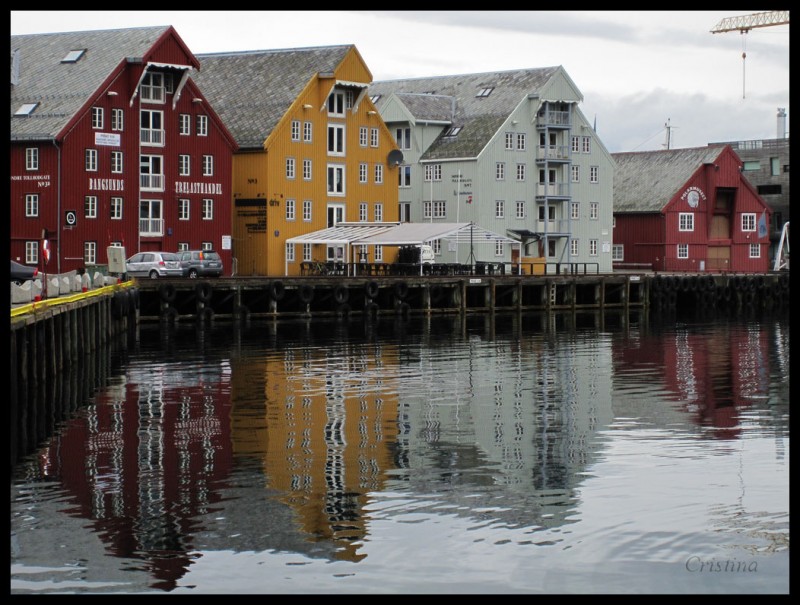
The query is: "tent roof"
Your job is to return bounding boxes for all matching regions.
[286,222,518,246]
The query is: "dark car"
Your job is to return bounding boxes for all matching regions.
[177,250,223,278]
[10,260,39,283]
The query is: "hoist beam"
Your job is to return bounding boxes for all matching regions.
[711,10,789,34]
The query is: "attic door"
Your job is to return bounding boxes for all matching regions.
[710,189,735,240]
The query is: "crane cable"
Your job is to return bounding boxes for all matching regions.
[740,29,747,99]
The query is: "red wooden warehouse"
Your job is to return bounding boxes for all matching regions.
[10,26,237,275]
[612,145,772,273]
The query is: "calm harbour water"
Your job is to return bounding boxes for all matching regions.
[10,308,790,594]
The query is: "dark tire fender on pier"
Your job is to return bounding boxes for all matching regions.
[394,281,409,299]
[159,283,177,303]
[196,282,213,303]
[365,280,380,299]
[298,284,314,304]
[270,280,286,301]
[334,285,349,304]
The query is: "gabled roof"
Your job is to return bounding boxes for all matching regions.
[611,146,727,213]
[193,45,354,149]
[10,26,181,141]
[369,67,562,160]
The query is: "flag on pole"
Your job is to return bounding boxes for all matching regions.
[757,209,768,238]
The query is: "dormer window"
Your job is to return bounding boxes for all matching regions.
[140,72,165,103]
[61,49,86,63]
[14,102,38,116]
[476,87,494,97]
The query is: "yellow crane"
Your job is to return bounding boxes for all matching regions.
[710,10,790,98]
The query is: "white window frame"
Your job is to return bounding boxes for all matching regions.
[25,194,39,217]
[374,203,383,222]
[424,164,442,182]
[84,241,97,265]
[571,201,580,220]
[196,114,208,136]
[612,244,624,261]
[516,163,526,181]
[303,243,312,262]
[679,212,694,232]
[286,199,296,221]
[589,239,598,256]
[590,166,599,183]
[496,162,505,180]
[741,213,756,232]
[327,164,345,195]
[303,159,312,181]
[179,154,191,176]
[375,245,383,262]
[179,114,191,135]
[286,243,295,262]
[570,239,579,256]
[516,133,526,151]
[303,121,312,142]
[749,243,761,258]
[359,202,368,222]
[495,200,505,219]
[374,164,383,184]
[328,124,345,156]
[303,199,312,222]
[202,199,213,220]
[571,136,580,153]
[359,126,368,147]
[111,151,123,173]
[399,166,411,188]
[505,132,514,150]
[140,72,165,103]
[26,148,39,171]
[202,155,214,177]
[677,243,689,259]
[91,107,103,129]
[110,196,123,220]
[571,165,580,183]
[495,240,504,256]
[589,202,599,220]
[26,241,39,264]
[582,136,591,153]
[359,163,368,184]
[140,109,164,146]
[85,148,98,172]
[370,128,379,148]
[291,120,301,141]
[178,199,190,220]
[139,199,163,236]
[286,157,296,179]
[327,91,345,116]
[396,127,411,150]
[140,155,163,191]
[515,201,526,219]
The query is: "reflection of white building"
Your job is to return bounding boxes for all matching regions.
[392,315,615,527]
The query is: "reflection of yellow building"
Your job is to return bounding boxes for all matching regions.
[194,45,401,276]
[230,340,400,562]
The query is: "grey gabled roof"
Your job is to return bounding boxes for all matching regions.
[193,45,353,149]
[611,147,725,213]
[10,26,173,141]
[370,67,560,160]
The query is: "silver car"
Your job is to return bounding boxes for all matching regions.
[125,251,183,279]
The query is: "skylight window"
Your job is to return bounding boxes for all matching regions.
[443,126,462,137]
[370,94,381,103]
[61,49,86,63]
[14,102,38,116]
[476,87,494,97]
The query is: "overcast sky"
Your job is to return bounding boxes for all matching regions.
[11,10,790,153]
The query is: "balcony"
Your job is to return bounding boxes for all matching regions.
[140,128,164,146]
[533,219,571,235]
[536,145,570,163]
[140,174,164,191]
[535,182,570,199]
[139,218,163,237]
[537,110,571,129]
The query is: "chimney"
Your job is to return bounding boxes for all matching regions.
[11,48,20,86]
[777,108,787,139]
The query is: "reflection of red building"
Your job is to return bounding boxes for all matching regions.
[616,322,772,438]
[37,362,235,591]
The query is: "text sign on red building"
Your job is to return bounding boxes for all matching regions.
[95,132,121,147]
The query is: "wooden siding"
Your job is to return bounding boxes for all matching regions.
[10,30,235,275]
